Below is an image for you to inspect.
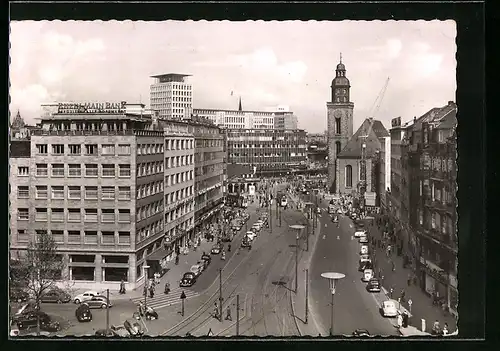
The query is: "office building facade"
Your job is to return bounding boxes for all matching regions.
[150,73,193,120]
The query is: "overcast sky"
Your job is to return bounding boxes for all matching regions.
[10,20,456,133]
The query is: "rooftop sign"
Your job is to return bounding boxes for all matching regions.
[57,101,127,114]
[391,117,401,128]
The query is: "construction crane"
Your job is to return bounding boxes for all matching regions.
[359,77,390,199]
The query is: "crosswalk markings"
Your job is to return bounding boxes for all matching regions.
[130,287,199,310]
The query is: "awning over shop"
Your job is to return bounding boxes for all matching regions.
[146,248,173,262]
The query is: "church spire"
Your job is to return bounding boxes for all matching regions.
[12,109,25,128]
[238,97,242,111]
[340,52,342,64]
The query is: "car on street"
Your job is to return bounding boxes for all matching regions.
[360,244,369,255]
[252,223,262,232]
[12,311,60,332]
[358,257,373,272]
[73,290,101,304]
[41,289,71,304]
[362,268,374,282]
[10,287,30,303]
[380,300,399,318]
[75,303,92,322]
[211,244,222,255]
[190,263,204,277]
[352,329,370,337]
[359,236,369,244]
[245,231,257,241]
[366,278,381,293]
[354,230,367,238]
[180,272,197,287]
[241,238,252,249]
[201,254,211,268]
[84,296,113,309]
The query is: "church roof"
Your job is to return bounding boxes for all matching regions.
[11,110,25,129]
[337,118,389,159]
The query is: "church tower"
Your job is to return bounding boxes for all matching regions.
[326,54,354,193]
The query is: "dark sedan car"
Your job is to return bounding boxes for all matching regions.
[41,290,71,304]
[200,254,211,269]
[366,278,381,293]
[13,311,59,331]
[358,261,373,272]
[180,272,197,287]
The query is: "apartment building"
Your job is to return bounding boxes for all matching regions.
[9,102,186,290]
[150,73,193,120]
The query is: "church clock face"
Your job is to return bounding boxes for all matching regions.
[334,110,342,118]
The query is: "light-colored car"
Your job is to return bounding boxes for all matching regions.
[245,231,257,241]
[360,245,369,255]
[362,269,373,282]
[74,291,101,304]
[354,230,367,238]
[190,263,204,277]
[381,300,399,317]
[359,236,369,244]
[252,224,262,232]
[359,254,371,263]
[83,296,113,309]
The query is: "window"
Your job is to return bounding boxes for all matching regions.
[85,144,98,155]
[51,230,64,243]
[118,187,131,200]
[102,186,115,200]
[69,164,82,177]
[18,166,29,176]
[118,231,130,244]
[118,144,131,155]
[36,144,48,154]
[335,141,341,156]
[36,164,48,177]
[35,208,48,222]
[85,164,98,177]
[102,144,115,155]
[18,208,29,220]
[84,231,98,244]
[84,209,98,222]
[101,231,115,244]
[431,213,436,229]
[102,164,115,177]
[17,186,29,198]
[85,186,98,199]
[118,209,131,223]
[35,186,48,199]
[51,208,64,222]
[101,209,115,222]
[68,209,81,222]
[51,186,64,199]
[69,144,81,155]
[52,144,64,155]
[335,118,341,134]
[68,186,81,199]
[119,164,131,177]
[345,165,353,188]
[51,164,65,177]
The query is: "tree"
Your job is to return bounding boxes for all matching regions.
[11,231,65,335]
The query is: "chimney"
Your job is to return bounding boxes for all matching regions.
[413,116,417,124]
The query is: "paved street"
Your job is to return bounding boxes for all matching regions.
[307,192,398,336]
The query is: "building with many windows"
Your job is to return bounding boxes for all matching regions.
[226,129,307,177]
[407,101,458,317]
[188,117,226,238]
[150,73,193,120]
[9,102,194,290]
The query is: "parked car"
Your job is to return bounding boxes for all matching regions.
[75,303,92,322]
[85,296,112,309]
[366,278,381,293]
[352,329,370,337]
[354,230,367,238]
[201,254,211,268]
[190,263,204,277]
[211,245,222,255]
[245,231,257,241]
[95,328,120,337]
[41,289,71,304]
[180,272,197,287]
[10,287,30,303]
[358,258,373,272]
[13,311,59,331]
[362,269,374,282]
[359,236,369,244]
[381,300,399,318]
[360,245,369,255]
[252,224,262,232]
[241,238,252,249]
[73,290,101,304]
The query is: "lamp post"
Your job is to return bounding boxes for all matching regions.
[143,265,150,309]
[304,202,314,252]
[290,224,305,293]
[321,272,345,336]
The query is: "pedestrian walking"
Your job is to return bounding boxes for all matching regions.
[214,302,220,320]
[389,287,394,299]
[149,286,155,299]
[225,306,232,321]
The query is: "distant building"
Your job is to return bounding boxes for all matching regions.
[335,118,389,206]
[226,129,307,178]
[150,73,193,120]
[193,102,297,130]
[306,133,327,145]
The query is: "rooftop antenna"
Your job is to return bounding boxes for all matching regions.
[340,52,342,64]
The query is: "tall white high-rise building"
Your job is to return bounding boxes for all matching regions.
[150,73,193,120]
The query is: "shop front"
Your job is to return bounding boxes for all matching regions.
[448,273,458,318]
[419,257,449,301]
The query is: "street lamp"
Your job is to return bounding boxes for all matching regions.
[143,265,150,309]
[321,272,345,336]
[290,224,305,293]
[304,202,314,251]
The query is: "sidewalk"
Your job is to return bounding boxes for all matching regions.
[367,218,457,333]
